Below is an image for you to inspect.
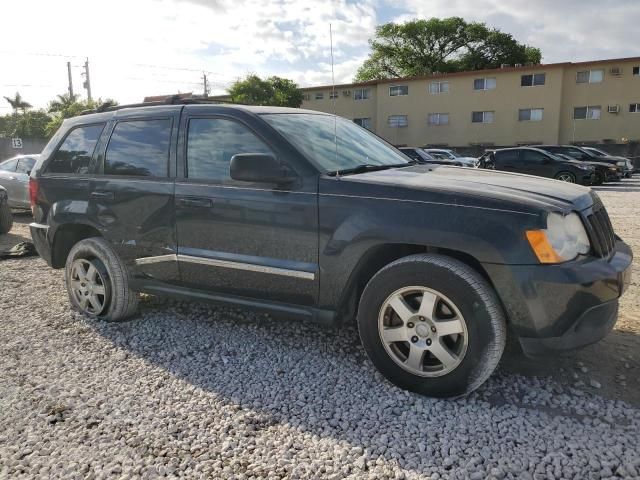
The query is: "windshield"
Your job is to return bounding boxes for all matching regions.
[262,113,409,173]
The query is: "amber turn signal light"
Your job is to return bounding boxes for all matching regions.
[525,230,563,264]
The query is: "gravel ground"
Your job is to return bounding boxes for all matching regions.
[1,179,639,479]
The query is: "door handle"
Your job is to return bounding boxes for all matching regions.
[179,197,213,208]
[90,191,115,200]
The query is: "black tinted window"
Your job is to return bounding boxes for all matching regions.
[48,124,104,174]
[187,118,273,182]
[495,150,519,163]
[400,149,419,160]
[0,158,18,172]
[105,119,171,177]
[522,150,548,162]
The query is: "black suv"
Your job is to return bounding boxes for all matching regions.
[29,103,632,398]
[537,145,626,181]
[479,147,596,184]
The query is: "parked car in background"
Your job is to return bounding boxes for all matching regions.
[554,154,618,186]
[0,154,39,209]
[29,103,632,398]
[399,147,472,167]
[0,185,13,234]
[479,147,595,184]
[582,147,635,178]
[423,149,477,168]
[536,146,626,180]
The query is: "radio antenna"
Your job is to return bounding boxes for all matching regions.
[330,23,339,177]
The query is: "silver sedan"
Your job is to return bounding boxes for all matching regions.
[0,154,39,209]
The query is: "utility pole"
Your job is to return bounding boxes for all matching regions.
[82,58,92,101]
[202,72,209,97]
[66,61,74,97]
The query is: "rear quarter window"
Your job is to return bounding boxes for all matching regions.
[46,124,105,174]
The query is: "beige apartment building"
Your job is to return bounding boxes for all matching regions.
[299,56,640,147]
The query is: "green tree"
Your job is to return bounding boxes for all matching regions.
[3,92,32,114]
[228,75,303,107]
[45,96,117,136]
[355,18,542,81]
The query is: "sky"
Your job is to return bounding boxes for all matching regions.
[1,0,638,110]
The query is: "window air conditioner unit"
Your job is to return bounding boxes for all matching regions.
[608,105,620,114]
[609,67,622,76]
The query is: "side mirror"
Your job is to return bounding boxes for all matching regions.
[230,153,297,184]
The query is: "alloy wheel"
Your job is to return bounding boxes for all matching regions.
[70,258,108,315]
[378,286,468,377]
[556,173,575,183]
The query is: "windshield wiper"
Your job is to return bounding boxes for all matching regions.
[327,161,414,177]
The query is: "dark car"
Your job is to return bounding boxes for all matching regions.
[583,147,635,178]
[536,145,627,181]
[0,185,13,234]
[29,102,632,398]
[479,147,595,184]
[554,153,619,185]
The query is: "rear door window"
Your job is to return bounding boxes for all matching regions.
[47,124,105,174]
[522,150,548,163]
[495,150,519,166]
[104,119,172,177]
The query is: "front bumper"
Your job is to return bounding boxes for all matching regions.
[483,239,632,356]
[579,173,595,185]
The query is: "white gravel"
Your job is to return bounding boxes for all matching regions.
[1,182,640,479]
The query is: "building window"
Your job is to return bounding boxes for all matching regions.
[473,78,496,90]
[574,106,601,120]
[427,113,449,126]
[329,91,339,99]
[302,94,310,101]
[633,66,639,76]
[389,85,409,96]
[576,69,604,84]
[630,104,640,113]
[353,88,371,100]
[388,115,408,127]
[519,108,544,122]
[315,92,324,100]
[472,111,495,124]
[353,118,372,129]
[429,81,449,94]
[521,73,546,87]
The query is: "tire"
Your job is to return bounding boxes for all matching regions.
[554,172,576,183]
[65,237,138,322]
[357,253,506,398]
[593,171,605,186]
[0,201,12,234]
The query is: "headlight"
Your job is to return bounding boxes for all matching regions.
[577,164,593,170]
[526,212,590,263]
[616,161,625,166]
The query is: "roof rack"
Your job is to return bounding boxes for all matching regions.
[80,95,244,115]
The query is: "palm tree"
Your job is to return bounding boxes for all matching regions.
[48,93,79,113]
[3,92,32,114]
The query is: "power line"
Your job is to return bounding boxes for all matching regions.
[0,50,84,59]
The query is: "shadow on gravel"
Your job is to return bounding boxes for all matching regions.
[79,297,640,477]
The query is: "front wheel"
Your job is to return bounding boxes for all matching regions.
[357,254,507,398]
[65,237,139,322]
[555,172,576,183]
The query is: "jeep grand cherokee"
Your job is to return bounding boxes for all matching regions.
[28,102,633,398]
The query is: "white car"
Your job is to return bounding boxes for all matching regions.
[424,149,478,168]
[0,154,39,209]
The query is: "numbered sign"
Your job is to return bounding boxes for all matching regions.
[11,138,23,149]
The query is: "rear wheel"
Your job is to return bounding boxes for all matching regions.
[357,254,507,398]
[0,201,12,234]
[65,237,138,322]
[555,172,576,183]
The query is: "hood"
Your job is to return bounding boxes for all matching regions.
[338,165,594,212]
